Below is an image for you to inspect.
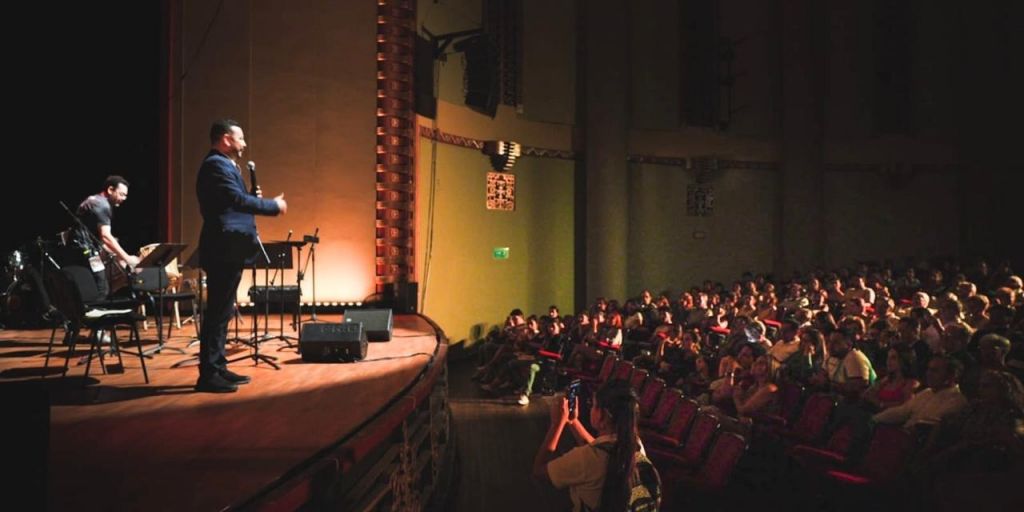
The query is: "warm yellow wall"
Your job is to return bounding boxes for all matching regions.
[411,97,576,347]
[412,0,579,344]
[177,0,378,303]
[414,123,575,345]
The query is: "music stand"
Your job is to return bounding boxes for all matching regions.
[138,243,188,356]
[229,235,280,369]
[262,240,304,349]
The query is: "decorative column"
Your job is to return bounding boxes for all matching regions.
[375,0,417,295]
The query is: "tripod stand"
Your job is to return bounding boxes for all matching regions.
[229,234,279,369]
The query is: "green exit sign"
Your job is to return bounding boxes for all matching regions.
[493,247,510,260]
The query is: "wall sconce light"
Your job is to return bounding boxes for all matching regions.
[483,140,521,171]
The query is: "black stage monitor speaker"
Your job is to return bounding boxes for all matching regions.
[300,322,367,362]
[343,308,393,342]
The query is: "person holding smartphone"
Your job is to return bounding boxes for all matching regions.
[532,380,655,512]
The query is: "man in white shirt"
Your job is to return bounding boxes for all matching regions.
[873,355,967,429]
[824,327,876,399]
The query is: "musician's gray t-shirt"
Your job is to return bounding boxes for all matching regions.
[75,193,113,253]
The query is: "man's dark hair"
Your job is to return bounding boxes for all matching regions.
[836,325,859,342]
[897,316,920,330]
[868,319,889,333]
[891,346,917,378]
[210,118,241,144]
[935,354,964,382]
[988,305,1015,326]
[781,318,801,333]
[104,175,129,190]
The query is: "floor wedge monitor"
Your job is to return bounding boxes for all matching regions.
[299,322,367,362]
[343,308,393,342]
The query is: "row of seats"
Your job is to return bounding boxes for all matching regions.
[564,350,924,508]
[564,353,750,507]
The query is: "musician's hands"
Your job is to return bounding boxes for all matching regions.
[274,193,288,214]
[125,254,141,268]
[255,185,263,198]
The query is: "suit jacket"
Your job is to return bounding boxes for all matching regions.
[196,150,280,267]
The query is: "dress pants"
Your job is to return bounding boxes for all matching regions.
[199,259,243,378]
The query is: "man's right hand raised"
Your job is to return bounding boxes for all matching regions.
[274,193,288,214]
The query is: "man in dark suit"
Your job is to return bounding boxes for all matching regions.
[195,119,287,393]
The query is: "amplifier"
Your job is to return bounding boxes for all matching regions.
[248,285,301,303]
[299,322,367,362]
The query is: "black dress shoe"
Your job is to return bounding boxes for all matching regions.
[219,368,251,385]
[195,373,238,393]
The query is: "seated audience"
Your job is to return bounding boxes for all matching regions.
[921,369,1024,478]
[732,354,780,419]
[862,347,920,412]
[781,327,827,387]
[768,318,802,376]
[822,326,876,401]
[874,355,968,431]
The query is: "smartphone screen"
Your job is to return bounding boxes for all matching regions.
[567,379,581,415]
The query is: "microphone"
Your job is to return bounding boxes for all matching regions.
[247,160,258,195]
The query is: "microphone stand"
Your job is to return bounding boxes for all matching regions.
[38,237,62,272]
[298,229,320,325]
[36,235,65,329]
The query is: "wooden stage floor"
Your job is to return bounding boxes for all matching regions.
[0,313,444,511]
